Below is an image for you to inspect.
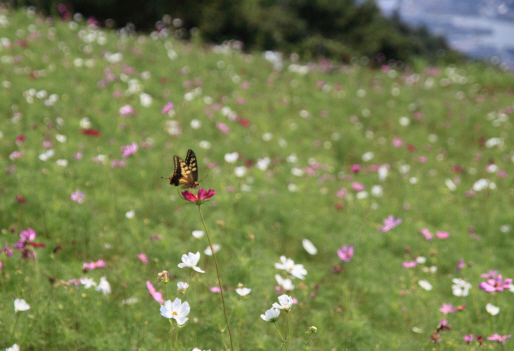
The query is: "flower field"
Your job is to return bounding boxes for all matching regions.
[2,6,514,350]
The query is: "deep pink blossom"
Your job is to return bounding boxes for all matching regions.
[350,164,361,173]
[209,286,222,293]
[337,245,354,262]
[83,259,106,271]
[479,274,513,293]
[181,189,215,203]
[380,215,402,232]
[146,281,164,304]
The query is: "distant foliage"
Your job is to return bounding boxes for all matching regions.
[12,0,463,64]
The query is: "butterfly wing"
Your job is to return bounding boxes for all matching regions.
[167,150,200,189]
[184,149,198,183]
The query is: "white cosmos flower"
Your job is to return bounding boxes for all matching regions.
[378,165,388,181]
[39,149,54,161]
[56,159,68,167]
[190,119,201,129]
[178,252,205,273]
[139,92,152,107]
[452,278,471,297]
[204,244,221,256]
[275,256,307,280]
[224,152,239,163]
[260,308,280,322]
[275,274,294,291]
[6,344,20,351]
[160,298,190,325]
[418,280,432,291]
[236,287,251,296]
[486,303,500,316]
[272,294,293,311]
[286,154,298,163]
[256,157,270,171]
[95,276,111,295]
[125,210,135,219]
[80,117,91,128]
[371,185,383,197]
[302,239,317,255]
[362,151,374,162]
[14,298,30,313]
[234,166,247,177]
[80,277,97,289]
[177,282,189,292]
[122,297,139,304]
[445,178,457,191]
[192,230,204,238]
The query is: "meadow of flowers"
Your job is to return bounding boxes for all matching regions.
[2,6,514,350]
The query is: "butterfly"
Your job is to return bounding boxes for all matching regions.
[164,149,200,189]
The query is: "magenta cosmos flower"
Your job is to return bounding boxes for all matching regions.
[463,334,473,344]
[181,189,215,204]
[380,215,402,232]
[161,102,174,114]
[120,142,138,158]
[479,274,513,293]
[337,245,354,262]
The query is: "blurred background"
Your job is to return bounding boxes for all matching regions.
[7,0,514,69]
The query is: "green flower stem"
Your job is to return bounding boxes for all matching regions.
[285,312,289,349]
[10,312,20,340]
[273,322,287,351]
[198,205,235,351]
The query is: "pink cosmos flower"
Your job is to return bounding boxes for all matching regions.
[437,319,451,332]
[440,303,456,315]
[487,334,512,346]
[420,228,433,241]
[119,104,136,116]
[42,140,53,148]
[418,156,427,163]
[336,188,347,199]
[216,122,230,134]
[380,215,402,232]
[436,231,450,240]
[402,260,418,268]
[161,102,174,114]
[71,190,85,203]
[456,258,465,272]
[350,164,361,173]
[209,286,222,293]
[110,160,126,168]
[463,334,473,344]
[497,170,508,178]
[120,142,138,158]
[138,253,148,264]
[337,245,354,262]
[392,138,404,147]
[1,243,13,257]
[351,182,365,191]
[181,189,215,203]
[479,274,513,293]
[83,259,106,271]
[9,151,22,160]
[480,270,498,279]
[146,281,164,304]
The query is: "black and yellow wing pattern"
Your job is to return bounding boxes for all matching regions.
[167,149,200,189]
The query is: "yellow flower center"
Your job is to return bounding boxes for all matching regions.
[173,311,178,316]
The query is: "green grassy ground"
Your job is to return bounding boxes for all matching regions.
[1,7,514,351]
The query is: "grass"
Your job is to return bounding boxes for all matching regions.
[2,6,514,350]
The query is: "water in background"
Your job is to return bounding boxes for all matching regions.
[376,0,514,69]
